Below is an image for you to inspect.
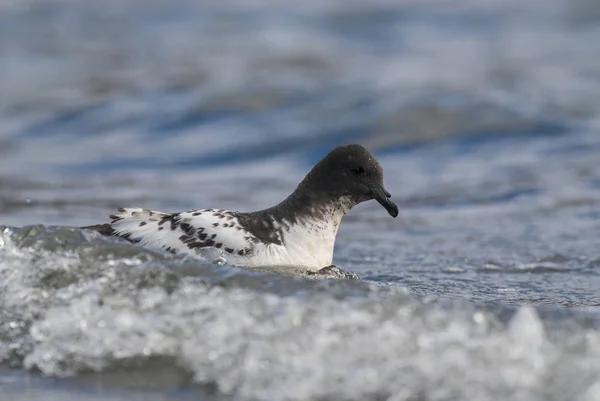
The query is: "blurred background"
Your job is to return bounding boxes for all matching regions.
[1,0,599,227]
[2,2,600,400]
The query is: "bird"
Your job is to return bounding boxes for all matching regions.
[84,144,398,272]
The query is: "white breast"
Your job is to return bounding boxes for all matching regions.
[243,209,345,271]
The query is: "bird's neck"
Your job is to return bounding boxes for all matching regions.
[276,186,356,225]
[240,186,356,246]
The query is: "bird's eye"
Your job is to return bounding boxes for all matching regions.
[350,167,365,176]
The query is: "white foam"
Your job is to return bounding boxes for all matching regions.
[1,227,600,400]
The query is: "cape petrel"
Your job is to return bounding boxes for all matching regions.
[85,144,398,271]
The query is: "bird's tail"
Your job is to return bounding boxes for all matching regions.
[83,207,175,247]
[81,223,116,237]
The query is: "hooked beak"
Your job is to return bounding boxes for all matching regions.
[371,186,398,218]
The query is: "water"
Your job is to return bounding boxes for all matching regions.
[1,0,600,400]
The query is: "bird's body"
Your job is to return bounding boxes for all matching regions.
[85,144,398,272]
[106,200,348,270]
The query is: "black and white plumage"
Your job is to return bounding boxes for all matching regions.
[85,144,398,271]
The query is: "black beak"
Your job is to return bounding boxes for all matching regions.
[372,186,398,218]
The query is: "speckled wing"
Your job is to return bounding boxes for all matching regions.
[109,207,255,262]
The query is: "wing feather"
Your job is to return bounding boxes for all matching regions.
[109,207,253,262]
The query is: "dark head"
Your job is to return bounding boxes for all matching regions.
[297,144,398,217]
